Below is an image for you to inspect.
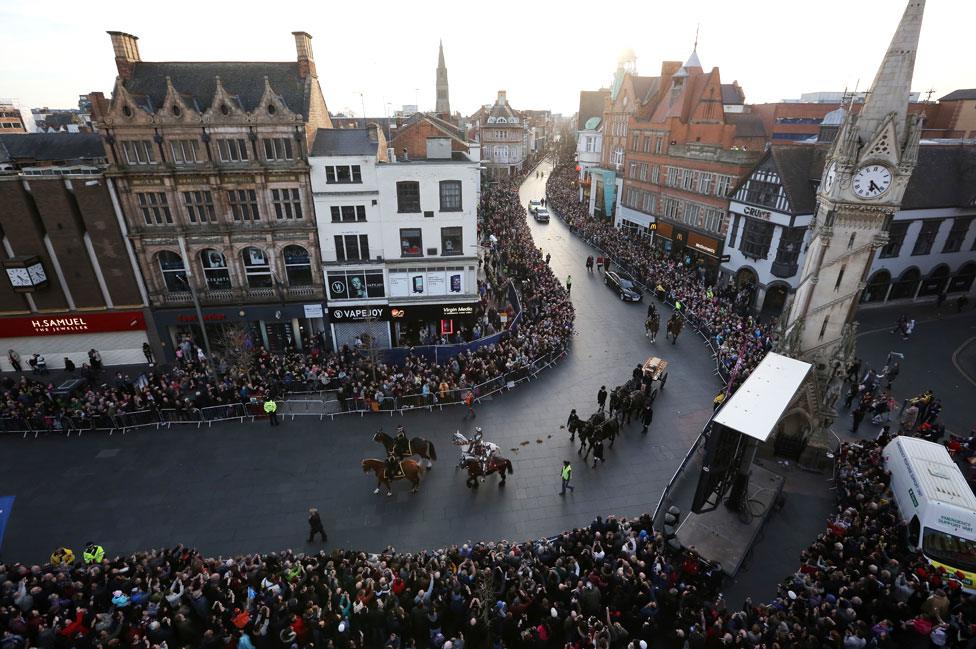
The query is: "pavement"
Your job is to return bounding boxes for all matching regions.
[0,161,720,564]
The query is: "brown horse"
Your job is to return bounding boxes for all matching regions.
[645,314,660,342]
[618,389,646,425]
[463,456,514,488]
[667,314,684,344]
[578,412,620,458]
[361,458,424,496]
[373,430,438,468]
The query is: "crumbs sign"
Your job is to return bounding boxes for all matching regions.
[0,311,146,337]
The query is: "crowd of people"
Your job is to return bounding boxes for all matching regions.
[0,169,574,431]
[5,433,975,649]
[544,163,774,390]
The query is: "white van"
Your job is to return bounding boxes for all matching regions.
[883,436,976,590]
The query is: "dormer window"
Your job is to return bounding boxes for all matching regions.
[487,116,496,124]
[171,105,181,117]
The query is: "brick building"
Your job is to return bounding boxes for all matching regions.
[90,30,333,360]
[0,133,150,370]
[470,91,528,178]
[615,50,767,268]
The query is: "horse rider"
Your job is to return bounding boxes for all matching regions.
[468,427,491,474]
[393,425,411,457]
[385,451,402,480]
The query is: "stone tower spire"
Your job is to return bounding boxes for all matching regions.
[856,0,925,145]
[435,40,451,117]
[776,0,926,467]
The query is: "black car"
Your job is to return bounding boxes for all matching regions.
[605,271,642,302]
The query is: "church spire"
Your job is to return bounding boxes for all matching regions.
[856,0,925,144]
[435,40,450,116]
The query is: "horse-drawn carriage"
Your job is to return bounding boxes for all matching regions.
[642,356,669,402]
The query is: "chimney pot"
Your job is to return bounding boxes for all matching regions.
[292,31,316,79]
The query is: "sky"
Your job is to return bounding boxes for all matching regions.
[0,0,972,118]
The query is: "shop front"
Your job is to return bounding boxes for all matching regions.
[0,310,150,371]
[387,301,480,346]
[329,305,393,352]
[152,303,322,360]
[686,231,724,271]
[653,222,674,253]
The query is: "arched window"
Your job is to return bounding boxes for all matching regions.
[861,269,891,303]
[157,250,187,292]
[950,262,976,293]
[200,249,231,290]
[890,267,921,300]
[241,247,272,288]
[919,264,950,297]
[283,245,312,286]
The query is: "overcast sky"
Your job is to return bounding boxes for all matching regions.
[0,0,971,118]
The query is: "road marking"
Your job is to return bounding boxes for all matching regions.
[951,336,976,388]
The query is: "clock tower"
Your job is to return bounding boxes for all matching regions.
[777,0,925,462]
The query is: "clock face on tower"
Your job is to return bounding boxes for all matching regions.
[823,162,837,193]
[852,164,893,199]
[27,262,47,284]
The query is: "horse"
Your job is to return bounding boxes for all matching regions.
[373,430,438,468]
[645,314,660,342]
[667,314,684,344]
[578,412,620,459]
[463,455,514,488]
[618,389,646,425]
[608,387,625,417]
[361,458,424,496]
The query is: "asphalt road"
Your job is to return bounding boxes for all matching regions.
[0,161,720,563]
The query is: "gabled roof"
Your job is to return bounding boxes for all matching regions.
[0,133,105,163]
[124,61,310,116]
[397,112,468,146]
[633,76,660,103]
[577,90,609,129]
[939,89,976,101]
[768,145,829,214]
[311,128,378,156]
[726,113,767,138]
[721,83,744,105]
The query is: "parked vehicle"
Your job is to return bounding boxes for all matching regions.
[605,271,642,302]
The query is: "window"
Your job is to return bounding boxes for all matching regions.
[651,165,660,185]
[681,170,695,191]
[715,175,733,198]
[169,139,201,164]
[942,217,973,253]
[663,197,681,220]
[699,173,713,195]
[199,249,231,290]
[642,135,651,153]
[655,137,663,154]
[282,245,312,286]
[630,133,639,151]
[397,181,421,213]
[744,179,779,207]
[740,217,775,260]
[263,138,294,161]
[912,220,942,256]
[121,140,155,165]
[728,214,741,249]
[228,189,260,221]
[774,227,805,267]
[923,527,976,574]
[880,221,909,258]
[182,191,216,223]
[834,265,846,291]
[330,205,367,223]
[441,227,463,255]
[642,193,656,214]
[334,235,370,262]
[158,251,187,292]
[325,165,362,184]
[216,138,249,162]
[270,188,302,220]
[628,162,638,179]
[703,207,724,233]
[666,167,679,187]
[137,192,173,225]
[241,247,272,288]
[439,180,462,212]
[399,229,423,257]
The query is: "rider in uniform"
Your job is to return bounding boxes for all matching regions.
[385,452,401,480]
[392,425,411,458]
[467,427,490,474]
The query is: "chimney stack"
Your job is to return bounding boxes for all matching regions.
[293,31,316,79]
[497,90,507,106]
[107,31,140,80]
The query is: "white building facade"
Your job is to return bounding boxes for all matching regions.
[311,129,481,350]
[477,91,529,178]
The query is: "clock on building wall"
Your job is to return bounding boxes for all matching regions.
[3,256,49,293]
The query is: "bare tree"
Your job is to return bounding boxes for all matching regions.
[212,325,257,376]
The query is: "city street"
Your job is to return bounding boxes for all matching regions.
[0,162,720,563]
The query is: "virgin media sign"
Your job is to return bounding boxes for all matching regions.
[0,310,146,337]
